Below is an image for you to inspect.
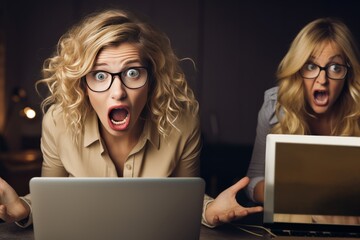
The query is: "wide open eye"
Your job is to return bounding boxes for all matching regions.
[304,63,318,72]
[94,71,109,81]
[328,64,343,74]
[125,68,140,79]
[300,62,320,79]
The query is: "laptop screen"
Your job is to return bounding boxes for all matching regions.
[264,134,360,230]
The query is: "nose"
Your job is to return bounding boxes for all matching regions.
[315,69,328,85]
[110,76,127,100]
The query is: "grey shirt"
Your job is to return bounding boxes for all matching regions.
[246,86,279,202]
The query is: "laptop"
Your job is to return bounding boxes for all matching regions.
[263,134,360,239]
[29,177,205,240]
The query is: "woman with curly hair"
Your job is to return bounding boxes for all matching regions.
[247,17,360,204]
[0,9,262,228]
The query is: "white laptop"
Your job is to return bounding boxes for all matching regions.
[263,134,360,239]
[29,177,205,240]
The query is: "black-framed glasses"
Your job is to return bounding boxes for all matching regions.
[84,67,148,92]
[299,62,348,80]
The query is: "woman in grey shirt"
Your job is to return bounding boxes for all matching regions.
[246,18,360,204]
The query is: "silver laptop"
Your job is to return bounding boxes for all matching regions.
[264,134,360,239]
[30,177,205,240]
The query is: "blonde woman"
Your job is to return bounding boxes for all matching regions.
[0,9,262,228]
[247,18,360,204]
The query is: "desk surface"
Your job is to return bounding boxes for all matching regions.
[0,221,271,240]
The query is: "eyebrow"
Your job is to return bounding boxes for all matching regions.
[92,59,143,69]
[308,54,344,63]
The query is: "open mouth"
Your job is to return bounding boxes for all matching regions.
[313,90,329,105]
[109,108,129,125]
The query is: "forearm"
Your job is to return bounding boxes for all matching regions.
[253,180,264,204]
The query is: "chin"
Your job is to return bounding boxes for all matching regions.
[312,107,330,116]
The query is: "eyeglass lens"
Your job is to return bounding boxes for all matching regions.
[300,63,347,80]
[85,67,148,92]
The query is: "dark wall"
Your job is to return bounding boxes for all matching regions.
[2,0,360,150]
[2,0,201,150]
[200,0,360,144]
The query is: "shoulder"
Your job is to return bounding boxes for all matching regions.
[264,86,278,102]
[42,105,65,128]
[262,86,278,110]
[259,87,279,125]
[41,105,69,147]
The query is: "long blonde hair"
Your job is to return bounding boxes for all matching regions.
[36,9,199,140]
[272,18,360,136]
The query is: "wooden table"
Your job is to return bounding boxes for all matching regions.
[0,221,271,239]
[0,222,34,240]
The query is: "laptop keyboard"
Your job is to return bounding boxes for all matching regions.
[272,229,360,238]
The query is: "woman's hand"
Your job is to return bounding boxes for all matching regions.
[0,178,30,223]
[204,176,263,227]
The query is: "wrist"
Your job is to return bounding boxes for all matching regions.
[15,197,32,228]
[202,200,216,228]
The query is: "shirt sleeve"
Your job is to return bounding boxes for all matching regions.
[201,194,216,228]
[15,196,33,228]
[246,87,278,202]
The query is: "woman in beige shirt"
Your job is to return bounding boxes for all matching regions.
[0,9,262,228]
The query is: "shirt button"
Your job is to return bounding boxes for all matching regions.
[126,164,132,170]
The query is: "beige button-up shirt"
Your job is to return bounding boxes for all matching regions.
[20,105,214,227]
[40,106,201,178]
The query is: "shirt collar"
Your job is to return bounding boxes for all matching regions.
[83,110,101,148]
[142,116,160,149]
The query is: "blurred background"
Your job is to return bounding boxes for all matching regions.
[1,0,360,196]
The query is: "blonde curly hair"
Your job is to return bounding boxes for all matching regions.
[272,18,360,136]
[36,9,199,140]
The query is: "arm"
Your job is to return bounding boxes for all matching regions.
[0,178,31,224]
[2,107,68,227]
[201,87,280,227]
[166,113,258,227]
[203,177,263,227]
[253,180,264,203]
[0,109,60,226]
[246,87,278,204]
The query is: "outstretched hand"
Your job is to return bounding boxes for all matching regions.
[204,176,263,227]
[0,178,30,223]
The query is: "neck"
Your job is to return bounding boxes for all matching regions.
[308,113,333,135]
[100,119,145,154]
[99,120,145,176]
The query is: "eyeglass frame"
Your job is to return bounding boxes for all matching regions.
[299,62,349,80]
[83,66,149,92]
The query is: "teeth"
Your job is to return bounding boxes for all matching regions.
[111,115,128,125]
[314,91,328,104]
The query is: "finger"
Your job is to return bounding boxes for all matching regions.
[226,210,238,220]
[219,210,247,223]
[245,206,263,214]
[228,176,249,192]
